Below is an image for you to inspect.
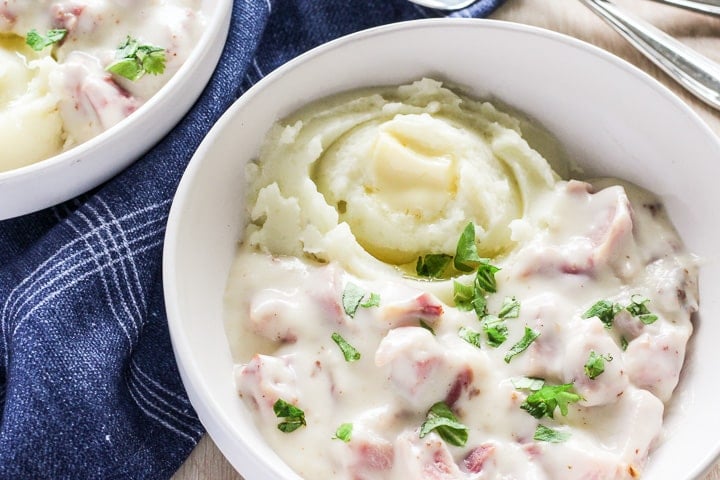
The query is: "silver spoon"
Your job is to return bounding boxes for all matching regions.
[580,0,720,111]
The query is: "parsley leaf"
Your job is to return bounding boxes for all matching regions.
[504,327,540,363]
[331,332,361,362]
[419,401,468,447]
[482,315,508,347]
[458,326,482,348]
[534,424,571,443]
[106,36,166,81]
[26,28,67,51]
[342,283,366,318]
[520,383,582,419]
[416,253,453,278]
[511,376,545,391]
[498,296,520,319]
[453,281,475,311]
[582,300,622,329]
[454,222,484,272]
[584,351,613,380]
[626,295,658,325]
[273,399,306,433]
[474,261,500,294]
[620,336,629,351]
[360,292,381,309]
[333,423,353,442]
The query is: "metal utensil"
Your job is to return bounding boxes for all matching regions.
[647,0,720,16]
[580,0,720,111]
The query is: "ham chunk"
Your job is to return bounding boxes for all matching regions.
[375,327,472,409]
[235,354,298,422]
[392,431,463,480]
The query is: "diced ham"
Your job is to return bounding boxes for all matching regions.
[235,354,298,421]
[393,432,463,480]
[464,443,496,473]
[375,327,471,409]
[624,330,688,402]
[378,292,444,329]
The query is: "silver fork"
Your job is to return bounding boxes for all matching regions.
[580,0,720,110]
[406,0,720,111]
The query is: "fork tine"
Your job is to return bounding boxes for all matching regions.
[646,0,720,17]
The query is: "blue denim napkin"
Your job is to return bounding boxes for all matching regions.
[0,0,503,478]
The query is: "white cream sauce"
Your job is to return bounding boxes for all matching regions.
[226,179,697,479]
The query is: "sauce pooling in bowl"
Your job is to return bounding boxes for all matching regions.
[224,79,698,479]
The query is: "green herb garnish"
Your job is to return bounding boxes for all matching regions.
[582,300,622,329]
[511,376,545,391]
[331,332,361,362]
[626,295,658,325]
[106,35,166,81]
[459,327,482,348]
[454,222,484,272]
[419,401,468,447]
[504,327,540,363]
[453,281,475,311]
[584,351,613,380]
[620,336,629,351]
[26,28,67,51]
[520,383,582,419]
[342,283,379,318]
[273,399,306,433]
[416,253,453,278]
[482,315,508,347]
[498,296,520,319]
[333,423,353,442]
[534,424,571,443]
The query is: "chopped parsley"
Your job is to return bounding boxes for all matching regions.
[582,300,622,329]
[331,332,361,362]
[342,283,380,318]
[620,336,629,351]
[26,28,67,51]
[482,315,508,347]
[626,295,658,325]
[333,423,353,442]
[416,253,452,278]
[458,326,482,348]
[498,296,520,319]
[419,401,468,447]
[534,424,571,443]
[584,351,613,380]
[474,261,500,294]
[454,222,484,272]
[511,376,545,391]
[106,35,166,81]
[504,327,540,363]
[273,399,306,433]
[453,281,475,311]
[520,383,582,419]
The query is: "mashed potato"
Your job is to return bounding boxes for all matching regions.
[0,36,63,170]
[247,78,558,269]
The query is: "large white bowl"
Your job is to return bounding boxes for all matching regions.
[164,19,720,480]
[0,0,232,220]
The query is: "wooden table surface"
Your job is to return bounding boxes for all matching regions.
[173,1,720,478]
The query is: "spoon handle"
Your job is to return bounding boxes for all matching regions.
[581,0,720,110]
[647,0,720,16]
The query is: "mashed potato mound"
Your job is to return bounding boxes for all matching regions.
[246,79,558,272]
[0,36,63,171]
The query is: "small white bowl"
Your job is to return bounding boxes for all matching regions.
[164,19,720,480]
[0,0,232,220]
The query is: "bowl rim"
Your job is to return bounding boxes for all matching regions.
[164,17,720,480]
[0,0,233,216]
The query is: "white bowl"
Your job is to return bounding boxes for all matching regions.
[163,19,720,480]
[0,0,232,220]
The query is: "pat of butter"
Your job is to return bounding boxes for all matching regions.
[370,114,457,215]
